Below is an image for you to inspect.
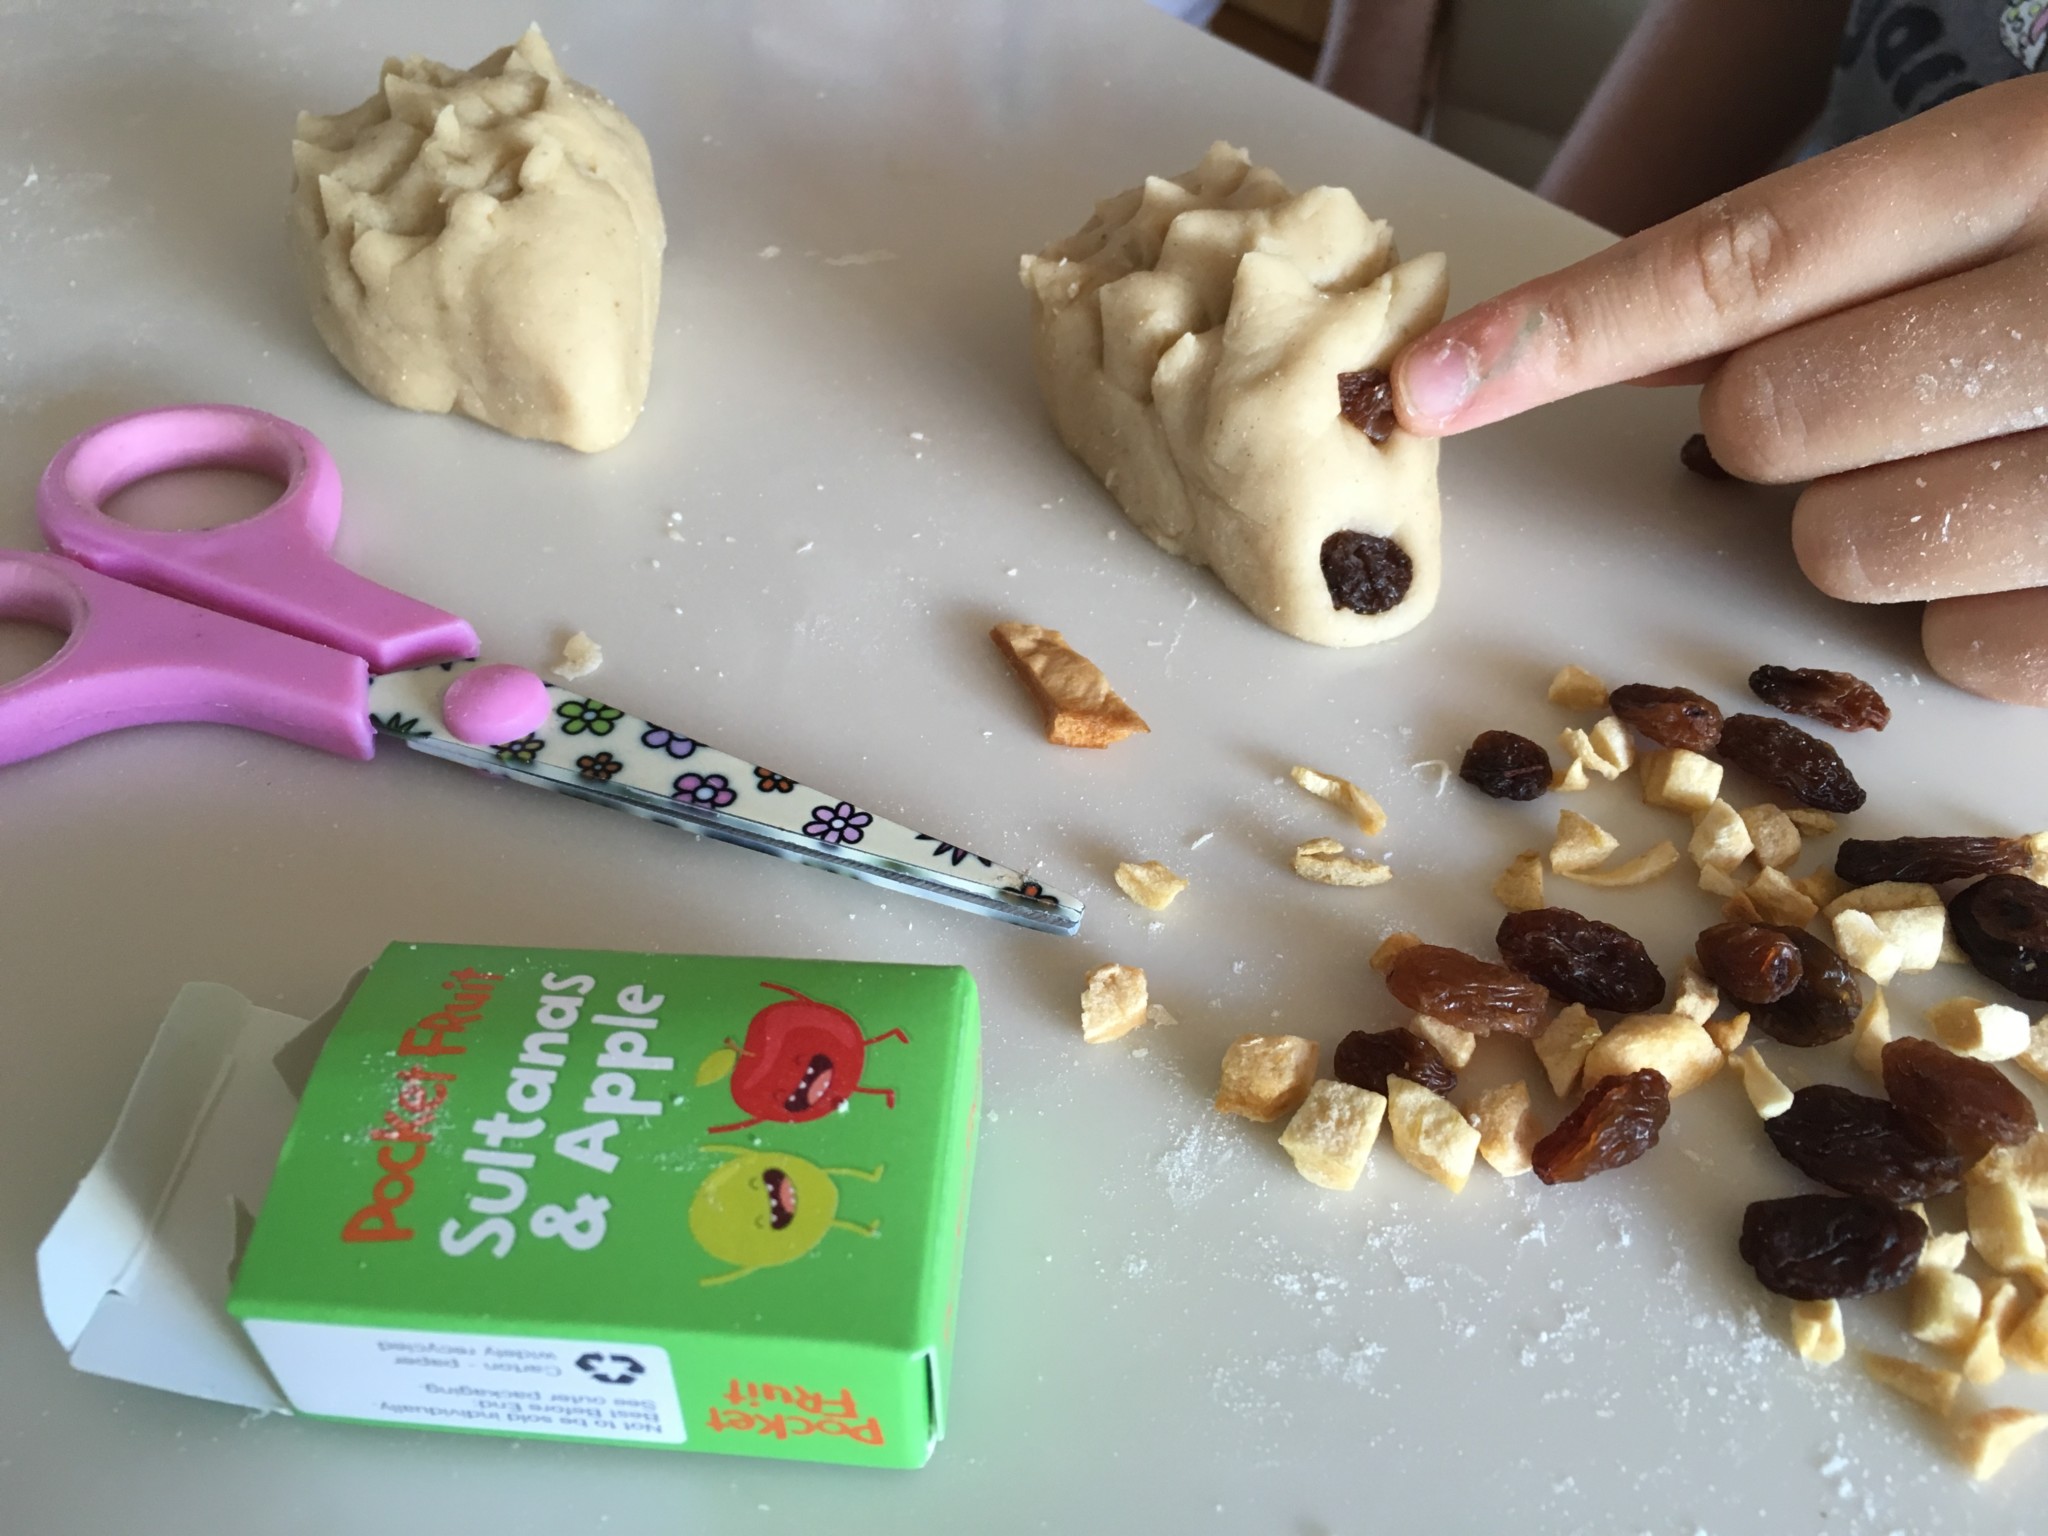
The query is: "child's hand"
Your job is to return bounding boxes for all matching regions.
[1391,74,2048,705]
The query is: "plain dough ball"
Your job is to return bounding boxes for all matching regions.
[290,27,665,453]
[1021,143,1450,646]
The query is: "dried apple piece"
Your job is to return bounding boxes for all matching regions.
[991,622,1149,748]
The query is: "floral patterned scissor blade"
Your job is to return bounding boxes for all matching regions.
[365,661,1083,936]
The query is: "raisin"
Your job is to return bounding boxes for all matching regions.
[1763,1085,1966,1202]
[1607,683,1724,752]
[1748,926,1860,1046]
[1881,1036,2038,1163]
[1531,1069,1671,1185]
[1716,713,1867,813]
[1748,665,1891,733]
[1836,836,2029,887]
[1681,432,1731,480]
[1738,1195,1926,1300]
[1320,531,1413,616]
[1694,921,1804,1006]
[1459,730,1551,802]
[1336,368,1397,444]
[1333,1027,1457,1098]
[1947,873,2048,1002]
[1496,908,1665,1012]
[1383,942,1550,1037]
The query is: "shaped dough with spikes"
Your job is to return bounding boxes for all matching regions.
[290,27,665,452]
[1020,144,1449,646]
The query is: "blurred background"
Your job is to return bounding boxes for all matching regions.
[1151,0,1652,191]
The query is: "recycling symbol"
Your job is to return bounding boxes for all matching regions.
[575,1351,645,1386]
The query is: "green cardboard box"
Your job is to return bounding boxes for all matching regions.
[226,943,980,1468]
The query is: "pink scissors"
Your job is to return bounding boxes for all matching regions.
[0,405,1081,934]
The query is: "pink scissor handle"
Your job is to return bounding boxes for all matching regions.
[0,552,374,767]
[36,404,477,672]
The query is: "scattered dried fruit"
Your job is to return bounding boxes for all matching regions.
[1531,1069,1671,1185]
[1789,1297,1845,1365]
[1862,1351,1961,1415]
[1321,531,1413,616]
[1786,807,1837,837]
[1496,907,1665,1013]
[1546,664,1608,710]
[1741,803,1803,870]
[1468,1079,1539,1177]
[1369,931,1422,973]
[991,622,1150,748]
[1459,730,1551,801]
[1730,1047,1794,1118]
[1966,1169,2047,1278]
[1291,838,1392,887]
[1927,995,2032,1061]
[1705,1011,1752,1055]
[1559,716,1635,779]
[1114,860,1188,911]
[1493,849,1546,912]
[1533,1004,1602,1098]
[1549,810,1619,873]
[1836,836,2027,886]
[2007,1289,2048,1372]
[1737,1194,1925,1300]
[1908,1262,1984,1349]
[1214,1033,1319,1121]
[1279,1079,1386,1190]
[1385,1075,1481,1193]
[1688,799,1754,871]
[1962,1279,2021,1385]
[1749,928,1861,1047]
[1832,908,1905,986]
[1716,713,1866,813]
[1080,962,1149,1043]
[1409,1014,1477,1068]
[1336,368,1396,443]
[1762,1085,1965,1202]
[1671,959,1721,1024]
[1948,874,2048,1002]
[1850,994,1890,1085]
[1608,683,1724,752]
[1824,881,1943,921]
[1641,747,1724,813]
[1744,867,1820,927]
[1288,764,1387,835]
[1555,837,1682,888]
[1582,1013,1723,1096]
[1881,1036,2038,1163]
[1748,665,1890,733]
[1383,943,1550,1037]
[1955,1406,2048,1480]
[1333,1027,1457,1098]
[1695,922,1804,1006]
[1680,432,1731,479]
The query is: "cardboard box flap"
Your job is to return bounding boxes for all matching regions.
[38,983,336,1412]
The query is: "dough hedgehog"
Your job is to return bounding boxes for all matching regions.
[290,27,665,453]
[1021,143,1449,647]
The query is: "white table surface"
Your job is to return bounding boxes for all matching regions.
[5,2,2048,1532]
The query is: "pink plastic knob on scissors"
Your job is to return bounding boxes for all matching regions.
[37,404,477,672]
[0,551,375,767]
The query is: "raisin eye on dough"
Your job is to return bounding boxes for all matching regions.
[1020,142,1450,647]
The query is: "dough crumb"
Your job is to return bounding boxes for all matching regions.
[554,632,604,681]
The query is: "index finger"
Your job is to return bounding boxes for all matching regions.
[1391,73,2048,436]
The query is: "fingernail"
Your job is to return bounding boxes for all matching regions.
[1400,337,1479,426]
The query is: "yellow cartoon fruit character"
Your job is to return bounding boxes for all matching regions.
[687,1146,884,1286]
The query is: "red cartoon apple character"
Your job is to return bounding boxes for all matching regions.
[701,982,906,1134]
